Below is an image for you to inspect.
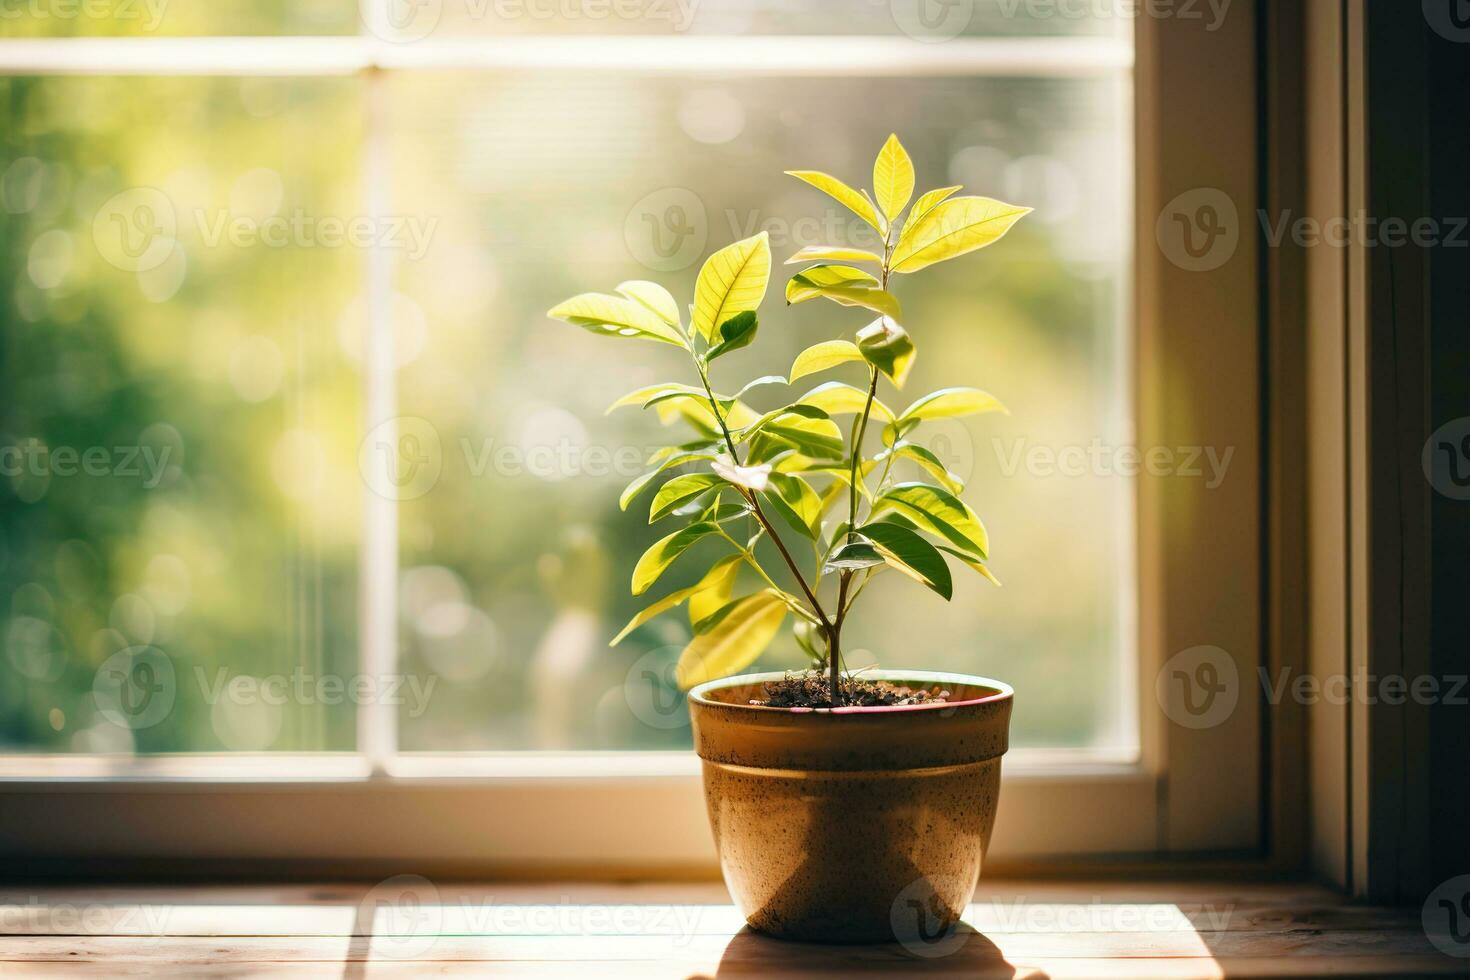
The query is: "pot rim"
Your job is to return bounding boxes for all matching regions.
[688,669,1014,716]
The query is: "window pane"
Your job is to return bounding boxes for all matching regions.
[0,76,363,752]
[0,0,355,37]
[390,69,1133,752]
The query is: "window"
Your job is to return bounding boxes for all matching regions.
[0,3,1264,869]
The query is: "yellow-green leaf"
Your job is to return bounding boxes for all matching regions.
[620,451,719,510]
[936,544,1002,587]
[693,233,771,343]
[606,382,706,414]
[689,554,743,626]
[785,245,884,266]
[650,473,723,523]
[873,483,989,559]
[549,292,688,347]
[856,316,917,389]
[890,197,1031,274]
[785,170,886,236]
[789,340,864,384]
[631,522,719,596]
[873,134,916,224]
[615,280,681,328]
[899,387,1009,422]
[877,441,965,494]
[786,264,902,320]
[675,591,789,688]
[787,263,877,293]
[764,472,823,540]
[610,585,699,646]
[906,185,962,228]
[859,521,953,601]
[796,381,895,423]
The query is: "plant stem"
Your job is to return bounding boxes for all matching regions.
[847,365,880,534]
[695,359,833,635]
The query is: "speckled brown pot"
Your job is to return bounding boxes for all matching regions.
[688,670,1013,944]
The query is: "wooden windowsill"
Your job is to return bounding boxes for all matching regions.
[0,879,1455,977]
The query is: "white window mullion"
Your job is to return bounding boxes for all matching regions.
[357,66,400,774]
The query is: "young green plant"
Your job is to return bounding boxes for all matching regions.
[549,134,1029,707]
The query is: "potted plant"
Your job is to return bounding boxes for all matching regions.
[549,135,1029,943]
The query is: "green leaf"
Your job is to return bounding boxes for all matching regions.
[732,375,788,399]
[693,233,771,343]
[705,310,759,361]
[899,387,1008,422]
[935,544,1003,587]
[872,483,989,559]
[787,263,877,291]
[615,280,681,328]
[764,472,823,540]
[620,451,719,511]
[856,316,917,389]
[876,441,965,494]
[857,521,954,600]
[786,264,902,320]
[785,170,886,236]
[890,196,1031,275]
[689,554,744,626]
[610,584,699,646]
[906,185,962,228]
[675,591,789,688]
[548,293,688,347]
[607,383,707,414]
[825,541,885,572]
[793,619,825,661]
[873,134,916,224]
[751,415,845,460]
[785,245,884,266]
[787,274,899,320]
[650,473,724,523]
[735,406,832,444]
[632,522,719,596]
[789,340,864,384]
[797,381,895,423]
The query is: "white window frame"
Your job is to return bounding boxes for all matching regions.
[0,6,1269,875]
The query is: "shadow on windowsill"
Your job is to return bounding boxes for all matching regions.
[693,923,1042,978]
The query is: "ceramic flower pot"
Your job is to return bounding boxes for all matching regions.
[688,669,1013,943]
